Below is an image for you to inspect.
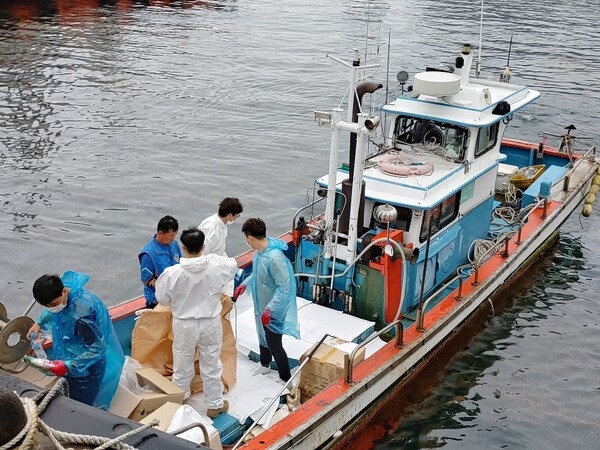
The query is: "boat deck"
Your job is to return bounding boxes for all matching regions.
[182,292,387,446]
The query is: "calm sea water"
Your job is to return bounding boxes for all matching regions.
[1,0,599,448]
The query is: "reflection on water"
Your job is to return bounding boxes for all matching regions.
[0,0,599,447]
[0,0,237,24]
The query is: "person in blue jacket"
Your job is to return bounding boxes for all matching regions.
[27,271,124,409]
[233,218,300,381]
[138,215,183,308]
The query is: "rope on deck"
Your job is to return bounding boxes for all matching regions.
[0,378,159,450]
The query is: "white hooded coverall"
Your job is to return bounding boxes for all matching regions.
[156,254,237,407]
[198,213,228,257]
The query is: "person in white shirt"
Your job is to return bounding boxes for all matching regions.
[198,197,243,257]
[156,228,237,418]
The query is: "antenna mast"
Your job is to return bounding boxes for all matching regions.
[477,0,484,78]
[500,33,513,83]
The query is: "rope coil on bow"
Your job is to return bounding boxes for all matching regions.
[0,378,159,450]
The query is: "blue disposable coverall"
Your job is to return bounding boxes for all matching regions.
[241,238,300,347]
[37,271,125,409]
[138,237,182,306]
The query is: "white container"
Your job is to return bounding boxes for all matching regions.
[495,163,518,194]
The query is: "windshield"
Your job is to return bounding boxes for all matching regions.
[392,116,469,161]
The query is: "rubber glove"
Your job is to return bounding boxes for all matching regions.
[232,284,246,302]
[47,360,69,377]
[261,309,272,326]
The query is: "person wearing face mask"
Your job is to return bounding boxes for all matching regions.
[26,271,124,409]
[139,215,183,309]
[198,197,243,258]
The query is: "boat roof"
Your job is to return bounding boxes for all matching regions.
[383,76,540,128]
[316,155,503,210]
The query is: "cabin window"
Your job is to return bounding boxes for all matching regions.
[392,116,468,161]
[419,192,460,242]
[475,123,499,157]
[370,202,412,232]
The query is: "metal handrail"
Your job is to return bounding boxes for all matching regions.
[344,320,403,384]
[515,198,545,244]
[472,197,544,285]
[168,422,210,447]
[562,145,597,190]
[416,274,465,331]
[291,195,327,231]
[232,334,330,450]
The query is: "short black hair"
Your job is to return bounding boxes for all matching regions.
[241,218,266,239]
[157,215,179,233]
[32,274,64,306]
[218,198,243,217]
[180,228,205,254]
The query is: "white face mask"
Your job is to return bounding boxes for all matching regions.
[47,302,66,314]
[227,220,234,226]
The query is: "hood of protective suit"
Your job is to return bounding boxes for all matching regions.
[37,271,124,410]
[61,270,89,295]
[179,256,215,273]
[260,237,288,254]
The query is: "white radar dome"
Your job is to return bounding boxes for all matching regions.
[413,72,461,96]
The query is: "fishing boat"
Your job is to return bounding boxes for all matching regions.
[2,41,599,450]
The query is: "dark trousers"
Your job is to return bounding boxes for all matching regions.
[260,326,291,382]
[66,357,106,406]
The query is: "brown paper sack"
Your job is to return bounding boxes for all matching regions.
[131,294,237,393]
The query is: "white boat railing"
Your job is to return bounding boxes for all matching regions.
[291,195,327,233]
[344,320,403,385]
[416,274,466,331]
[562,145,598,190]
[232,334,330,450]
[168,422,210,447]
[471,196,544,287]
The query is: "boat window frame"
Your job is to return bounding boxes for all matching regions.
[475,122,499,157]
[392,115,469,162]
[370,202,412,232]
[419,192,461,242]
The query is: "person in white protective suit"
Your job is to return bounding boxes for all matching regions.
[198,197,243,257]
[156,228,237,418]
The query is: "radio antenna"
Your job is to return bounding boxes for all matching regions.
[500,33,513,83]
[476,0,484,78]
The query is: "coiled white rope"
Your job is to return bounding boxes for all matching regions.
[0,378,159,450]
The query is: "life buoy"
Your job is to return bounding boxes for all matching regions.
[377,154,434,177]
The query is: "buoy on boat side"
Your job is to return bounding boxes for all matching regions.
[585,193,596,205]
[582,172,600,217]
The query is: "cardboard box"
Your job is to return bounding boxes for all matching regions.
[140,401,182,431]
[299,339,366,403]
[109,368,184,421]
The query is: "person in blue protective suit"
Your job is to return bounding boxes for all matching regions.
[27,271,125,409]
[233,218,300,382]
[139,215,183,308]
